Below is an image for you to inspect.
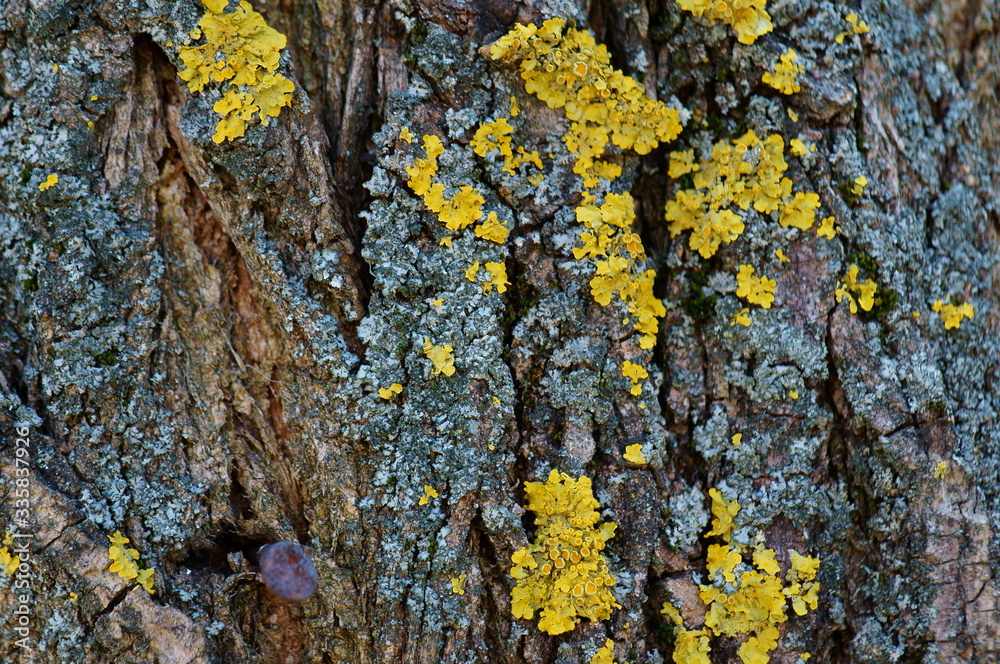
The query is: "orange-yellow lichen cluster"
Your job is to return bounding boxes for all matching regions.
[178,0,294,143]
[488,20,679,384]
[666,131,832,324]
[0,531,19,575]
[835,265,877,314]
[762,49,805,95]
[736,265,776,309]
[490,18,682,187]
[510,470,620,635]
[108,531,155,594]
[590,639,616,664]
[470,118,544,176]
[674,0,773,44]
[663,488,820,664]
[932,298,975,329]
[574,193,666,350]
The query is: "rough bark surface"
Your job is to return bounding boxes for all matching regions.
[0,0,997,663]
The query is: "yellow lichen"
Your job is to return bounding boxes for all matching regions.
[775,248,790,263]
[817,216,837,239]
[663,488,821,664]
[621,360,649,396]
[673,0,773,44]
[178,0,294,143]
[835,265,877,314]
[475,212,511,244]
[108,531,155,594]
[470,117,543,176]
[736,265,776,309]
[789,138,808,156]
[836,13,870,43]
[731,307,751,327]
[418,485,439,505]
[623,444,647,464]
[732,433,743,448]
[667,131,806,259]
[406,135,486,231]
[489,20,676,355]
[39,174,59,191]
[762,49,804,95]
[591,639,616,664]
[575,193,665,349]
[0,531,19,575]
[483,261,510,294]
[510,470,620,635]
[850,175,868,196]
[490,18,682,187]
[451,573,467,594]
[399,126,414,143]
[933,461,948,478]
[378,383,403,399]
[932,298,974,329]
[423,338,456,376]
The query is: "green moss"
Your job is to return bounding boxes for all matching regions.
[94,350,117,366]
[657,620,677,652]
[19,164,34,186]
[929,401,947,417]
[839,179,862,204]
[680,262,717,320]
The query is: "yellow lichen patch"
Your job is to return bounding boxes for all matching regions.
[705,487,740,541]
[108,531,155,594]
[934,461,948,478]
[575,193,666,349]
[817,216,836,239]
[423,338,456,376]
[762,49,804,95]
[787,108,799,122]
[378,383,403,399]
[418,485,439,505]
[836,13,871,43]
[789,390,799,400]
[674,0,773,44]
[731,307,751,327]
[779,191,820,230]
[475,212,510,244]
[621,360,649,396]
[406,135,487,230]
[835,265,877,314]
[932,298,974,329]
[489,18,682,187]
[470,117,543,176]
[0,533,19,575]
[775,248,790,263]
[850,175,868,196]
[509,470,620,635]
[483,261,510,294]
[666,131,808,259]
[672,489,823,664]
[623,444,647,465]
[465,262,480,282]
[39,174,59,191]
[509,95,520,117]
[732,433,743,448]
[451,573,467,595]
[591,639,616,664]
[399,126,414,143]
[789,138,808,157]
[178,0,294,143]
[736,265,776,309]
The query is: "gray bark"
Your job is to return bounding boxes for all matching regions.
[0,0,997,663]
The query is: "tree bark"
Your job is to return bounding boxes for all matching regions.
[0,0,998,663]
